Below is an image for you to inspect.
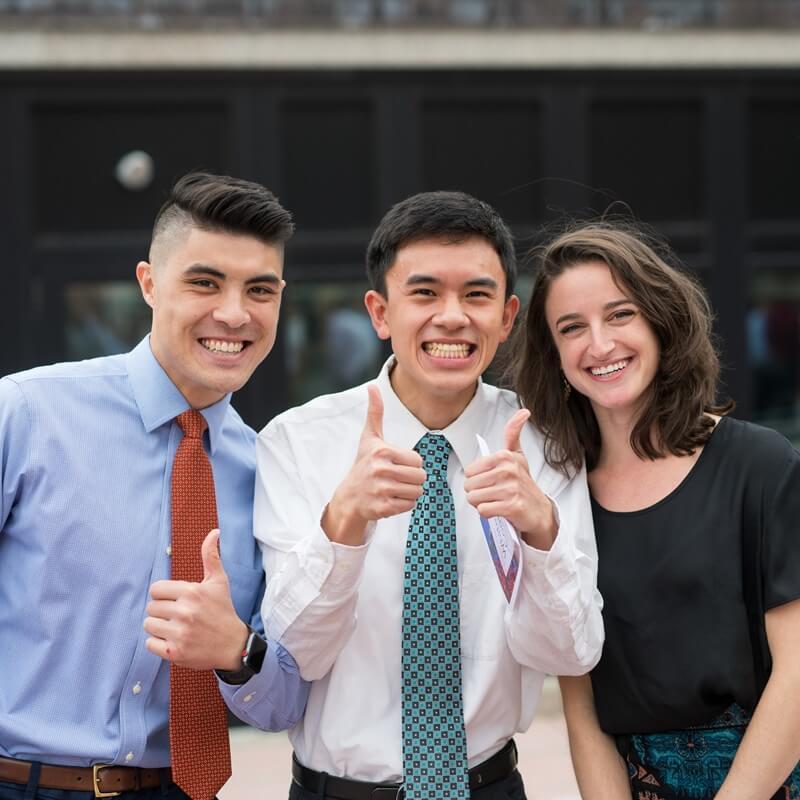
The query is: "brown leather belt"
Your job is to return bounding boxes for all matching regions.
[0,756,172,798]
[292,739,518,800]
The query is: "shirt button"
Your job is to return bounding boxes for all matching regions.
[166,545,172,557]
[132,682,142,695]
[243,693,255,703]
[125,752,134,762]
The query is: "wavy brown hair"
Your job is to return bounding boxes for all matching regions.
[509,221,733,476]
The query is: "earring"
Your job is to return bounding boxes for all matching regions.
[562,374,572,400]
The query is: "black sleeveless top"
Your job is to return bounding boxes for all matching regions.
[590,416,800,735]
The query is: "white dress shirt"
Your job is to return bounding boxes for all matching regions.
[254,359,603,781]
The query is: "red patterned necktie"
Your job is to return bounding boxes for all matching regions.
[169,410,232,800]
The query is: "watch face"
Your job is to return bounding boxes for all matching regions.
[244,631,268,673]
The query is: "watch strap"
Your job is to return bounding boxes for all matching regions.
[215,626,268,686]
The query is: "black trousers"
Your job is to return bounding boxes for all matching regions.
[288,769,527,800]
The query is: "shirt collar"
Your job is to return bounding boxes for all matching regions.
[126,336,231,454]
[375,356,489,469]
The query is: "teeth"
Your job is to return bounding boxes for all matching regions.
[590,359,629,376]
[201,339,244,354]
[424,342,471,359]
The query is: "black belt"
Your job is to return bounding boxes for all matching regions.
[291,739,518,800]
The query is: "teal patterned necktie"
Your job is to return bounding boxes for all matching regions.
[401,433,469,800]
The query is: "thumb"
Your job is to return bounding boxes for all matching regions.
[503,408,531,452]
[362,383,384,440]
[201,529,227,583]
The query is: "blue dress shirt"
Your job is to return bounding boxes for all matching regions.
[0,337,307,768]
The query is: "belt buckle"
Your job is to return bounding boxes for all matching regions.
[92,764,122,798]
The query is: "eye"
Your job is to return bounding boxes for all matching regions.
[466,290,492,299]
[558,322,583,335]
[610,308,637,322]
[189,278,216,289]
[410,287,436,297]
[249,285,278,297]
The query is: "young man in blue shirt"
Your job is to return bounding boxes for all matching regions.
[0,172,308,800]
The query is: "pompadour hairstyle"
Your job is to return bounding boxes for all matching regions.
[151,171,294,254]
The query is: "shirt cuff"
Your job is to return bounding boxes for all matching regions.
[218,639,308,731]
[323,521,374,592]
[518,496,578,600]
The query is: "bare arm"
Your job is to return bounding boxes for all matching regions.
[559,675,631,800]
[714,598,800,799]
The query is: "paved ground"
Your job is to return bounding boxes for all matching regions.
[220,677,580,800]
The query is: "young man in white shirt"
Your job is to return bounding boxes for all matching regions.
[160,191,604,799]
[239,191,605,800]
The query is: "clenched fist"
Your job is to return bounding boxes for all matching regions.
[143,530,248,671]
[322,384,427,546]
[464,409,557,551]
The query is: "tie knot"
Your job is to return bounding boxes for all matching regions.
[176,410,208,440]
[414,433,451,472]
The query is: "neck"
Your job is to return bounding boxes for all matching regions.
[591,403,647,470]
[389,368,476,431]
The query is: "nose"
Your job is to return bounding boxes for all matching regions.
[587,325,615,359]
[433,297,469,330]
[212,291,250,329]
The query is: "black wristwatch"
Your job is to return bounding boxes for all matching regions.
[216,626,268,686]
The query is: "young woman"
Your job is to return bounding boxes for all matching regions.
[511,222,800,799]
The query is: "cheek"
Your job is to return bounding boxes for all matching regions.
[553,339,576,370]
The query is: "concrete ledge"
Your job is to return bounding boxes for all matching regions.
[2,29,800,69]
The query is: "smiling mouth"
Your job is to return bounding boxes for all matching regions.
[200,338,248,354]
[423,342,475,359]
[589,358,631,377]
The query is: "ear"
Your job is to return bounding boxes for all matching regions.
[136,261,156,309]
[499,294,521,343]
[364,289,391,341]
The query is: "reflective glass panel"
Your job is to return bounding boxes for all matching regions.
[65,281,151,360]
[283,283,388,406]
[748,268,800,445]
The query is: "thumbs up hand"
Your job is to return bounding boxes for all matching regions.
[321,384,427,547]
[144,529,248,670]
[463,410,558,551]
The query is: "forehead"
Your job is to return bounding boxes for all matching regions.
[158,226,284,279]
[387,235,505,287]
[546,260,625,310]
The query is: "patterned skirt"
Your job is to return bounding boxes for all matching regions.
[616,704,800,800]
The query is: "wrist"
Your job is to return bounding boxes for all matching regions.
[322,496,368,546]
[216,624,268,686]
[519,501,558,551]
[219,620,250,671]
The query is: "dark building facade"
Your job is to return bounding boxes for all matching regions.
[1,66,799,438]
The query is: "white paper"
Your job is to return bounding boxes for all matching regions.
[475,434,520,573]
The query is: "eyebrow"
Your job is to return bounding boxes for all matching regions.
[404,274,499,290]
[183,264,283,285]
[555,299,632,327]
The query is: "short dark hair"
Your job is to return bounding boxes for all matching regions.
[150,171,294,258]
[366,191,517,297]
[509,220,733,475]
